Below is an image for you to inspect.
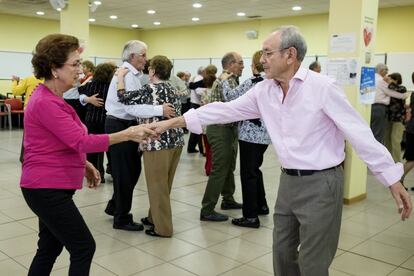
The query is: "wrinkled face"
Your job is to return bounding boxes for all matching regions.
[227,53,244,77]
[130,49,147,71]
[55,50,82,88]
[260,32,289,80]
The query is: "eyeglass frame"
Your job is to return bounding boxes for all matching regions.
[260,47,292,59]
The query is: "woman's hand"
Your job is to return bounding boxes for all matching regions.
[126,124,159,143]
[85,161,101,189]
[116,67,129,78]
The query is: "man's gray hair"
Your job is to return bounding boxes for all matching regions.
[197,66,204,75]
[221,52,237,69]
[375,63,388,74]
[122,40,148,62]
[276,26,307,62]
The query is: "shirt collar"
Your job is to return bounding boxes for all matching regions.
[122,61,141,76]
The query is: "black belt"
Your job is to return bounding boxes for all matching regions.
[281,165,339,176]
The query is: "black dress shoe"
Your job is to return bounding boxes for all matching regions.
[187,149,199,153]
[258,205,270,215]
[104,205,114,216]
[145,228,163,237]
[232,217,260,228]
[221,200,242,210]
[141,217,154,227]
[200,211,228,221]
[113,222,144,231]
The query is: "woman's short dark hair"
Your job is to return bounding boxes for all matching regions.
[389,72,402,85]
[32,34,79,80]
[93,63,117,83]
[252,50,264,72]
[203,64,217,88]
[150,55,173,80]
[82,60,95,73]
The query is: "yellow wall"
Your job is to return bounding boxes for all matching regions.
[0,13,140,93]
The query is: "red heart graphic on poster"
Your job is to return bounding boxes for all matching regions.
[363,27,372,46]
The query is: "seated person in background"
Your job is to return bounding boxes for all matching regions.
[116,55,183,237]
[80,60,95,85]
[385,72,407,163]
[79,63,117,183]
[11,74,43,108]
[309,61,321,73]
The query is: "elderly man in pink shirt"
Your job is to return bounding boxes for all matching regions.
[151,25,412,276]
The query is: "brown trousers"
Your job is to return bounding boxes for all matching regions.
[143,147,182,237]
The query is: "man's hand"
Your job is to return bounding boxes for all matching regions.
[389,182,412,221]
[85,93,104,107]
[85,161,100,189]
[163,103,176,118]
[149,117,186,134]
[127,124,158,143]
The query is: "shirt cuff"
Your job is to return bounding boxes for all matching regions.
[183,108,203,134]
[79,94,87,106]
[373,162,403,187]
[154,105,163,116]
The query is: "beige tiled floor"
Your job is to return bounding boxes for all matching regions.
[0,129,414,275]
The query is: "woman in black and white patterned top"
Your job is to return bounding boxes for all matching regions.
[116,55,183,237]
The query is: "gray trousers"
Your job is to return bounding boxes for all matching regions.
[273,167,344,276]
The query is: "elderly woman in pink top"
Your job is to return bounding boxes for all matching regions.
[21,34,156,276]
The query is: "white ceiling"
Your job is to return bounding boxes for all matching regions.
[0,0,414,30]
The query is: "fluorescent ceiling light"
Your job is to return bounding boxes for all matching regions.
[89,18,96,22]
[237,12,246,17]
[56,8,62,11]
[36,11,45,15]
[192,17,200,21]
[193,3,202,8]
[93,1,102,5]
[153,21,161,25]
[131,24,139,28]
[147,10,156,14]
[109,15,118,19]
[292,6,302,11]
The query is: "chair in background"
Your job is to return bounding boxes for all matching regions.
[5,98,24,128]
[0,102,12,130]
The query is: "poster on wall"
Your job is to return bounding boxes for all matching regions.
[359,66,376,104]
[326,58,358,86]
[362,15,375,65]
[330,33,356,53]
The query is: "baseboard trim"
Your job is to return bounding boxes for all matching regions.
[343,193,367,205]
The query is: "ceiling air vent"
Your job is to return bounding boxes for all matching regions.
[247,15,262,19]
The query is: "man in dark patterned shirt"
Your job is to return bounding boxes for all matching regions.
[200,52,245,221]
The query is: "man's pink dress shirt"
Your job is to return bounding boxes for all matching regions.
[184,67,402,187]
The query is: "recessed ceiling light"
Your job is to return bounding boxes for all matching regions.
[237,12,246,17]
[192,17,200,21]
[193,3,202,8]
[56,8,62,11]
[89,18,96,22]
[36,11,45,16]
[147,10,156,14]
[131,24,139,28]
[153,21,161,25]
[109,15,118,19]
[292,6,302,11]
[93,1,102,5]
